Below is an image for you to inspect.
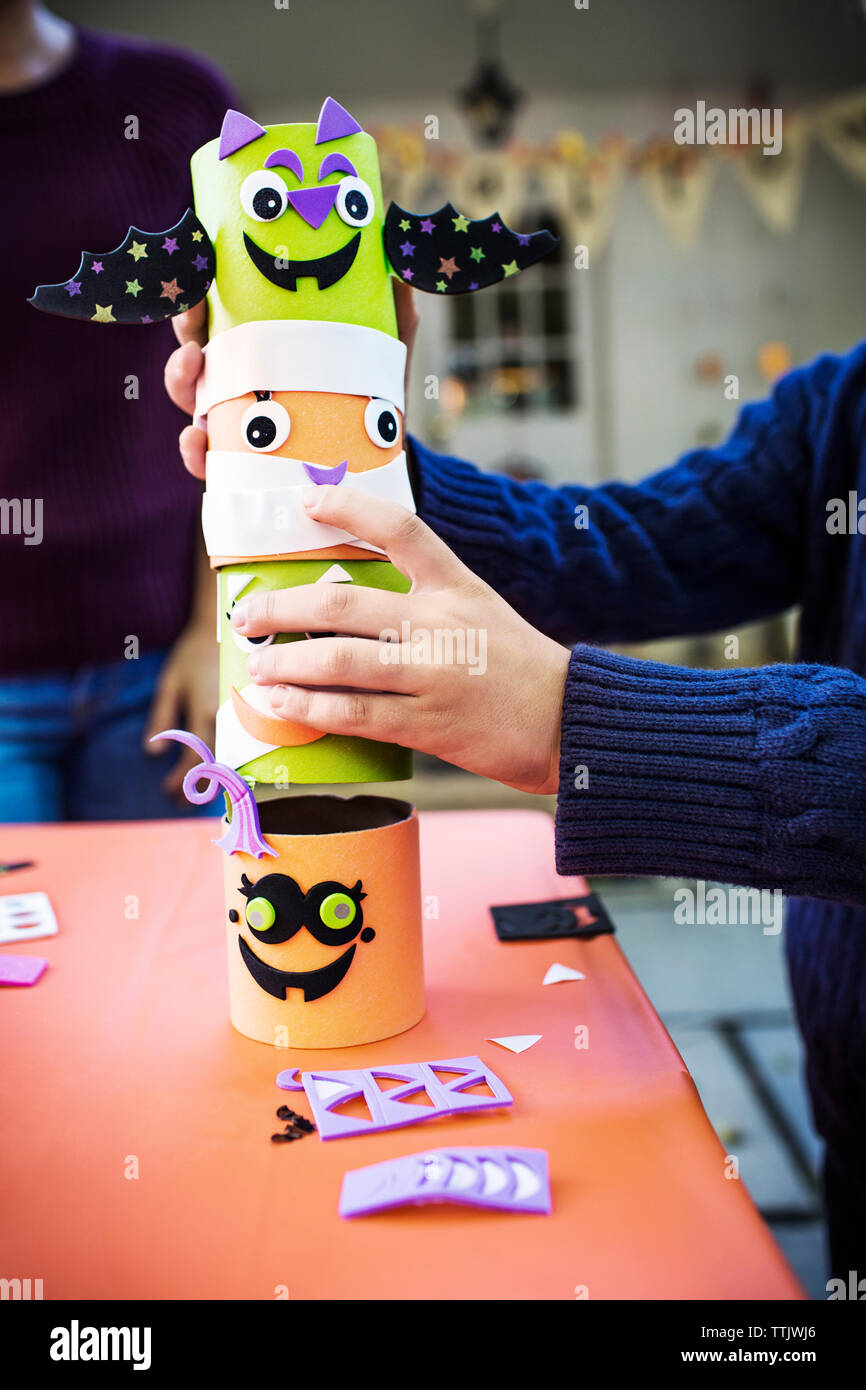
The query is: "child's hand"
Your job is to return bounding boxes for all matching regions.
[232,487,570,795]
[164,303,208,480]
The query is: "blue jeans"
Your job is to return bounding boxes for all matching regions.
[0,650,215,823]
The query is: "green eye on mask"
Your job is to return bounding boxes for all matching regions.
[245,896,276,932]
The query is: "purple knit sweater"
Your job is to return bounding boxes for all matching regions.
[0,28,234,674]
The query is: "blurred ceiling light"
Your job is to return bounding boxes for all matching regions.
[458,0,523,147]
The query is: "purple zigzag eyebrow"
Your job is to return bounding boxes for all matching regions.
[317,152,357,181]
[264,148,304,182]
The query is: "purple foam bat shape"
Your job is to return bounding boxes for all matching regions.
[276,1055,512,1140]
[340,1146,552,1218]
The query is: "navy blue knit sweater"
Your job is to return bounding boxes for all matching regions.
[412,342,866,904]
[411,341,866,1268]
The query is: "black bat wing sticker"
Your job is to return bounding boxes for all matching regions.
[384,201,557,295]
[29,209,214,324]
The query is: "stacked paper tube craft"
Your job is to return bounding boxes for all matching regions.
[31,96,557,1047]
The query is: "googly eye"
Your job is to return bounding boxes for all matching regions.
[229,601,277,653]
[231,627,276,653]
[241,399,291,452]
[240,169,289,222]
[334,176,374,227]
[363,398,400,449]
[319,892,357,931]
[245,896,276,932]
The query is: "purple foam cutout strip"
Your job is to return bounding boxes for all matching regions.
[264,147,304,182]
[276,1067,304,1092]
[318,152,357,180]
[0,955,48,986]
[315,96,364,145]
[295,1055,513,1140]
[151,730,276,860]
[219,109,267,160]
[340,1146,552,1218]
[302,459,348,486]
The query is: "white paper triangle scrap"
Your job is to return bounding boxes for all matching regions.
[225,572,256,603]
[317,565,354,584]
[486,1034,542,1054]
[542,962,586,985]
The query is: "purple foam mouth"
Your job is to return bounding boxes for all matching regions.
[303,459,349,486]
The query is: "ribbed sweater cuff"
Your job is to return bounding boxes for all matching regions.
[555,644,841,896]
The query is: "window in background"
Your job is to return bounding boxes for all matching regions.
[446,207,577,419]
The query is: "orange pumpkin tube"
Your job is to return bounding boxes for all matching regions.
[223,795,424,1048]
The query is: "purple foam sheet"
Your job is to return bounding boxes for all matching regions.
[0,955,48,986]
[340,1147,552,1218]
[293,1055,513,1140]
[276,1067,304,1092]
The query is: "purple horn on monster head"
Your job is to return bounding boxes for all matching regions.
[315,96,364,144]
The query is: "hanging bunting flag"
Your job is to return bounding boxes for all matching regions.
[638,146,718,249]
[813,88,866,187]
[373,87,866,260]
[544,151,625,258]
[727,113,812,234]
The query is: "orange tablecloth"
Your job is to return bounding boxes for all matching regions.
[0,810,802,1300]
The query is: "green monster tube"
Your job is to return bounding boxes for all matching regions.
[30,96,558,332]
[190,103,398,338]
[218,559,411,786]
[28,95,558,790]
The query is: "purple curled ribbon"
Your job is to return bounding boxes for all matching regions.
[151,729,277,859]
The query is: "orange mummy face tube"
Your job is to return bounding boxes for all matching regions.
[223,795,425,1048]
[207,389,403,474]
[197,318,414,566]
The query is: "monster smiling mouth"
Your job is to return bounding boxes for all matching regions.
[238,935,356,1002]
[243,230,361,291]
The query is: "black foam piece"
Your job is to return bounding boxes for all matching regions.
[29,209,214,324]
[490,892,616,942]
[384,201,557,295]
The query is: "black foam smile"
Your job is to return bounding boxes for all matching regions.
[238,934,356,1002]
[243,230,361,291]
